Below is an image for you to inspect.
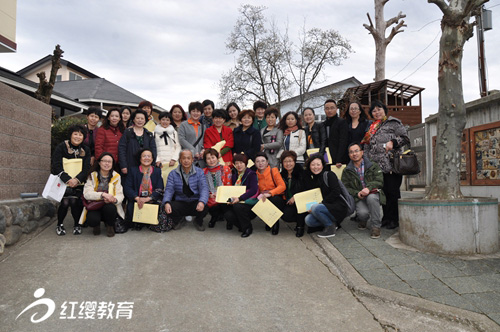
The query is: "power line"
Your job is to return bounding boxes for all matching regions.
[401,50,439,82]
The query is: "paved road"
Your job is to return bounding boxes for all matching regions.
[0,220,383,332]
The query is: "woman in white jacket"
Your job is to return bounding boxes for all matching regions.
[276,111,307,165]
[154,112,181,168]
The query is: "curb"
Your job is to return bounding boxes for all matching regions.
[309,235,499,332]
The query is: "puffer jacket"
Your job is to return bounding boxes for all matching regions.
[304,122,326,151]
[363,116,410,173]
[277,129,307,163]
[95,125,123,164]
[162,165,209,204]
[261,126,283,168]
[154,124,181,164]
[341,156,386,204]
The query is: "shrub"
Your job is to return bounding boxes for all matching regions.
[51,116,86,154]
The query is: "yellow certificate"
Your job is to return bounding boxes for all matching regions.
[331,164,346,179]
[132,203,159,225]
[247,159,254,169]
[293,188,323,214]
[215,186,246,203]
[306,148,332,164]
[212,141,227,164]
[251,198,283,227]
[62,158,82,178]
[144,120,156,133]
[162,162,178,187]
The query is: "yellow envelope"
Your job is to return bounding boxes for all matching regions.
[247,159,254,168]
[144,120,156,133]
[161,162,178,187]
[212,140,226,152]
[293,188,323,214]
[62,158,82,178]
[215,186,246,203]
[306,148,332,164]
[132,203,159,225]
[331,164,346,179]
[251,198,283,227]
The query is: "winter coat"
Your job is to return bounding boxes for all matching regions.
[280,163,305,200]
[363,116,410,173]
[118,127,157,171]
[203,125,234,164]
[233,125,261,162]
[154,124,181,164]
[123,166,164,202]
[79,171,125,224]
[321,115,349,164]
[83,125,98,157]
[260,126,283,168]
[341,156,386,205]
[178,120,205,157]
[256,166,286,197]
[231,167,259,202]
[95,125,123,164]
[303,169,348,223]
[253,117,267,130]
[52,140,91,184]
[162,165,209,205]
[277,129,307,163]
[304,122,326,151]
[224,119,240,131]
[347,119,371,146]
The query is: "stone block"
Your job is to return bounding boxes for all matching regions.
[22,219,38,234]
[4,225,22,246]
[0,208,5,234]
[10,203,34,225]
[0,234,5,254]
[0,205,13,227]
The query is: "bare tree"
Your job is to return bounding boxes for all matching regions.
[35,44,64,104]
[426,0,488,200]
[363,0,406,81]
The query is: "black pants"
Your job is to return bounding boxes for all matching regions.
[281,204,306,228]
[208,204,227,219]
[86,203,117,227]
[382,172,403,223]
[58,197,83,227]
[169,200,208,225]
[224,203,255,232]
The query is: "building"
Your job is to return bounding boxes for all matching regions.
[0,0,17,53]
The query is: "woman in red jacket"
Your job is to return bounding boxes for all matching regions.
[95,108,125,167]
[203,109,234,166]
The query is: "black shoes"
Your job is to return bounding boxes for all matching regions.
[271,222,279,235]
[295,227,304,237]
[226,222,233,230]
[385,221,399,229]
[241,228,252,238]
[208,216,217,228]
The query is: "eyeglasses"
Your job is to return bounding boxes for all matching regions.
[100,159,113,164]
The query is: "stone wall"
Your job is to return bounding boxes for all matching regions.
[0,82,52,200]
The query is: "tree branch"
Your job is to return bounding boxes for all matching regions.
[428,0,452,16]
[363,13,377,35]
[386,19,407,44]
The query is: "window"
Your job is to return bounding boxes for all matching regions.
[69,72,83,81]
[55,75,62,82]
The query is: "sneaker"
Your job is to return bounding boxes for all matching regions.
[73,226,82,235]
[56,225,66,236]
[185,216,193,222]
[317,224,336,238]
[370,227,381,239]
[357,221,367,230]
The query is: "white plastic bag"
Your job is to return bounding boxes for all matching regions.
[42,173,67,202]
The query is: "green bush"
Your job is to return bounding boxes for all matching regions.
[51,116,86,154]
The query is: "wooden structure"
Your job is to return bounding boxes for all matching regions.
[341,79,424,127]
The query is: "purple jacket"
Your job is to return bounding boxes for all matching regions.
[162,165,209,204]
[231,168,259,202]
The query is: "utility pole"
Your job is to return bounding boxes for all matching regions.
[476,6,492,97]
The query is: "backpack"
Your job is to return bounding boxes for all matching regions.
[323,172,355,215]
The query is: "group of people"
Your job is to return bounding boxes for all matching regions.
[52,97,409,240]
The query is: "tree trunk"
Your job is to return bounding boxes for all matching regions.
[35,45,64,104]
[374,39,386,82]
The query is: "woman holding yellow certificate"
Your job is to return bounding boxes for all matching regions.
[51,125,91,236]
[79,153,125,237]
[203,109,234,165]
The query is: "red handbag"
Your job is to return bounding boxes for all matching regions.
[82,190,108,211]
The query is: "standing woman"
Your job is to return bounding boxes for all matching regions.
[224,102,241,130]
[154,112,181,168]
[139,100,156,133]
[345,101,371,146]
[204,109,234,165]
[179,101,206,165]
[303,107,326,151]
[362,101,409,229]
[169,104,187,130]
[224,153,259,237]
[120,106,133,128]
[95,108,125,167]
[124,148,164,229]
[233,110,261,163]
[52,125,91,236]
[280,151,306,237]
[303,154,348,238]
[79,152,125,237]
[255,152,286,235]
[118,109,157,176]
[83,106,101,166]
[203,149,232,228]
[277,111,307,165]
[260,107,283,168]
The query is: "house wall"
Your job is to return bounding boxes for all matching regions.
[0,0,17,52]
[0,82,52,200]
[23,64,91,83]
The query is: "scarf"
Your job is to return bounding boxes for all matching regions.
[159,125,176,145]
[361,116,387,144]
[284,125,298,136]
[139,165,153,196]
[65,140,85,157]
[204,164,223,194]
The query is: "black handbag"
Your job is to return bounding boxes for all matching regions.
[114,216,129,234]
[390,149,420,175]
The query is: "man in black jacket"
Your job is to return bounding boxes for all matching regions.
[321,99,348,167]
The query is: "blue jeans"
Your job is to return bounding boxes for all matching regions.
[305,204,336,227]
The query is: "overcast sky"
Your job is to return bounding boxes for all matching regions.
[1,0,499,120]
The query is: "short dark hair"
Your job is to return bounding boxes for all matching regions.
[233,153,248,165]
[253,100,267,111]
[305,153,326,171]
[255,151,268,160]
[136,148,154,165]
[202,99,215,110]
[324,99,337,106]
[212,109,227,120]
[86,106,102,117]
[303,107,315,115]
[345,101,367,122]
[203,148,220,161]
[188,101,203,113]
[238,109,255,121]
[278,111,302,131]
[280,150,297,164]
[369,100,388,117]
[158,111,172,121]
[264,107,280,119]
[89,152,117,178]
[131,109,148,124]
[348,142,363,152]
[226,102,241,113]
[67,124,87,140]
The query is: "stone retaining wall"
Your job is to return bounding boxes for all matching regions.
[0,198,57,255]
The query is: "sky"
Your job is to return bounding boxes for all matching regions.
[1,0,499,121]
